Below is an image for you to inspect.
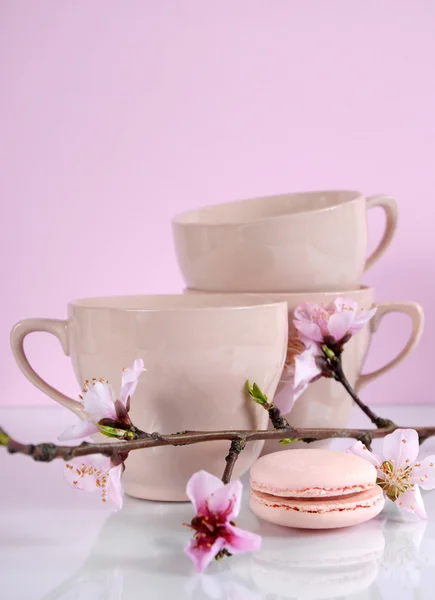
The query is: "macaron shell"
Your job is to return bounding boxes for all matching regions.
[250,485,385,529]
[250,449,377,497]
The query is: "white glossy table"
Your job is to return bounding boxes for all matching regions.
[1,405,435,600]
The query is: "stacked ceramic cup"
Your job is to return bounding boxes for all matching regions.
[10,189,424,502]
[173,189,424,454]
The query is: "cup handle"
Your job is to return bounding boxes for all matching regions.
[364,195,399,272]
[10,318,84,416]
[354,302,424,394]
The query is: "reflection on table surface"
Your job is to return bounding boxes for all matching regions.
[3,406,435,600]
[27,493,435,600]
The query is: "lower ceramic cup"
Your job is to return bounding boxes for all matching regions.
[10,295,288,501]
[184,287,424,454]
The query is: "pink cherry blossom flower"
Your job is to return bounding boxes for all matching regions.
[59,359,145,441]
[276,338,323,415]
[348,429,435,520]
[185,470,261,572]
[64,454,124,510]
[294,297,377,346]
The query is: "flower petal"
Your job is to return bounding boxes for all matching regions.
[185,537,225,573]
[293,302,317,321]
[293,380,311,403]
[294,320,324,343]
[293,348,322,389]
[294,303,331,337]
[58,419,99,441]
[327,310,355,342]
[349,307,377,334]
[64,457,103,492]
[225,524,262,554]
[396,486,427,520]
[84,453,113,471]
[108,464,124,510]
[186,470,223,513]
[382,429,420,469]
[410,455,435,490]
[120,358,145,406]
[83,382,117,419]
[347,441,381,467]
[331,297,358,314]
[273,384,296,415]
[207,479,243,520]
[280,360,295,385]
[304,338,323,356]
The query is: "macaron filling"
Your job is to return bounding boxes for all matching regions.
[250,485,383,514]
[250,481,375,498]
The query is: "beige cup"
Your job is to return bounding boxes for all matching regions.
[10,295,288,501]
[184,287,423,454]
[172,190,398,293]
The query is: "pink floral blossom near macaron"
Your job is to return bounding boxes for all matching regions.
[185,470,261,572]
[58,358,145,441]
[249,449,384,529]
[64,454,124,510]
[348,428,435,520]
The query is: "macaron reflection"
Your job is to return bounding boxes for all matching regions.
[251,523,385,599]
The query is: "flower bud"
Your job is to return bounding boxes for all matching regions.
[98,424,129,439]
[279,438,298,445]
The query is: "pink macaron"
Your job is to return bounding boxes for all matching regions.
[249,449,384,529]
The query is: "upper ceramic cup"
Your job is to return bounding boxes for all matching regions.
[10,294,288,501]
[172,190,398,292]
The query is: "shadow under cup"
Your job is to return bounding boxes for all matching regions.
[10,295,288,501]
[184,287,424,456]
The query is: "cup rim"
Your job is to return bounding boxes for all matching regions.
[172,189,364,227]
[68,294,289,312]
[183,285,374,299]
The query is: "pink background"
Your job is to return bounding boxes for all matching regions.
[1,1,434,407]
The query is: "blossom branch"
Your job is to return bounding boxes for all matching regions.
[333,358,396,429]
[291,298,400,430]
[3,423,435,464]
[221,439,246,484]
